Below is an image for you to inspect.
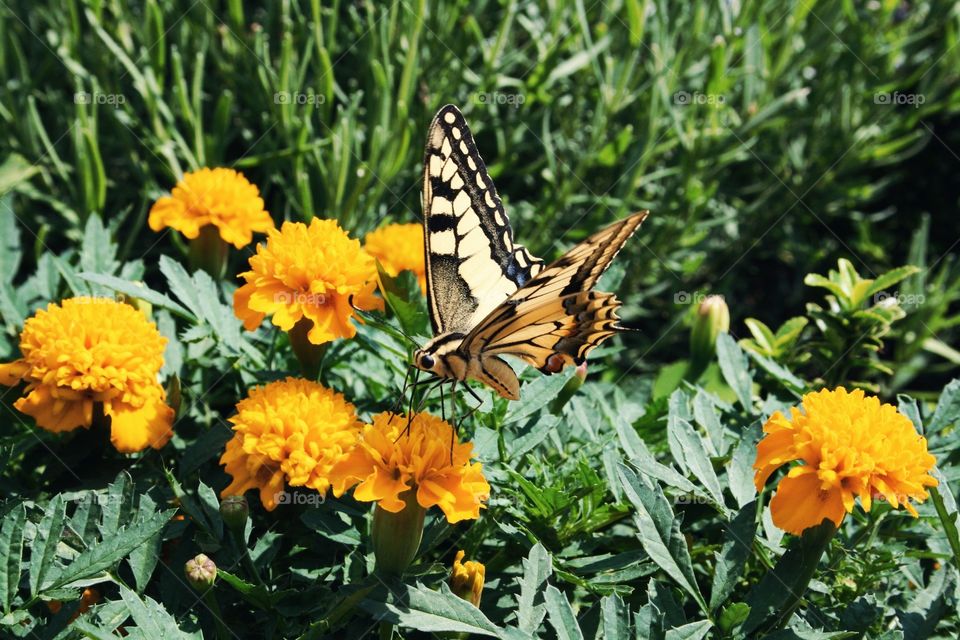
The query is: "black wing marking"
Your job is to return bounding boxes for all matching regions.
[422,105,543,335]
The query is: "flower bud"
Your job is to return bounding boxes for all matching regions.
[688,295,730,379]
[549,361,588,414]
[450,550,485,607]
[185,554,217,592]
[220,495,249,535]
[371,489,425,576]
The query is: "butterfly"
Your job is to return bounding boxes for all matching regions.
[412,105,648,401]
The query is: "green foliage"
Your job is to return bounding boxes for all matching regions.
[1,0,960,638]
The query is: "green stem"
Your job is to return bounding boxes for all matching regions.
[230,527,266,588]
[203,589,230,640]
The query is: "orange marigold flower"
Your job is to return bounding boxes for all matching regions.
[220,377,361,511]
[364,222,427,294]
[754,387,938,535]
[148,167,273,248]
[0,298,174,453]
[329,412,490,523]
[233,219,384,345]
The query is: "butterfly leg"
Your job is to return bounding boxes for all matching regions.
[457,385,485,432]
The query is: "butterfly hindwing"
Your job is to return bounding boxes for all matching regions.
[422,105,543,334]
[460,211,648,369]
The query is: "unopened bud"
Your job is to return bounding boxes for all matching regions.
[185,554,217,592]
[220,495,249,534]
[688,295,730,379]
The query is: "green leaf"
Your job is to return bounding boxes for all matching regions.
[709,502,758,611]
[545,586,585,640]
[376,263,430,338]
[598,594,630,640]
[159,255,202,317]
[744,318,776,354]
[773,317,808,348]
[118,584,199,639]
[127,494,162,593]
[218,569,275,609]
[362,582,506,638]
[29,495,67,596]
[745,351,805,394]
[77,273,194,320]
[0,154,41,195]
[43,509,174,593]
[99,472,134,534]
[743,520,836,635]
[79,215,119,278]
[716,333,753,411]
[930,379,960,432]
[667,417,725,511]
[0,504,26,613]
[516,542,552,633]
[727,422,762,509]
[664,620,712,640]
[504,367,575,425]
[863,265,922,301]
[618,464,708,615]
[0,195,22,285]
[802,273,848,304]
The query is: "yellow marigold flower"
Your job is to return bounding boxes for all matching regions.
[329,412,490,523]
[148,167,273,249]
[233,219,384,345]
[0,298,174,453]
[754,387,938,535]
[450,550,485,607]
[219,377,361,511]
[364,222,427,294]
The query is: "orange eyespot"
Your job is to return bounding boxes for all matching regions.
[545,353,565,374]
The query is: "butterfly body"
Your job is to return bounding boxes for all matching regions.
[415,105,648,400]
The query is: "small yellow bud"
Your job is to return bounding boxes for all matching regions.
[450,550,485,607]
[185,554,217,592]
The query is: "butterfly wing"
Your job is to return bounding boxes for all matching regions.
[460,211,649,371]
[422,105,543,335]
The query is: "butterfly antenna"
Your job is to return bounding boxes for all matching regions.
[348,294,422,349]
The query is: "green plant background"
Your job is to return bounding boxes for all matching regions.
[1,1,960,638]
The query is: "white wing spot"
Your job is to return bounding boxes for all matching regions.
[460,141,469,154]
[431,229,456,254]
[429,155,443,177]
[467,157,477,171]
[441,158,457,182]
[494,210,506,226]
[484,192,496,208]
[450,173,464,190]
[441,139,452,158]
[451,127,461,140]
[431,197,453,214]
[475,173,486,189]
[453,190,472,216]
[444,111,456,124]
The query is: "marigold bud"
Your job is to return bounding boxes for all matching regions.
[371,489,425,575]
[185,554,217,592]
[220,495,249,534]
[450,550,485,607]
[689,294,729,379]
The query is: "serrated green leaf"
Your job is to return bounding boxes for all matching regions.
[504,368,575,425]
[516,542,552,633]
[158,255,202,317]
[618,464,708,614]
[545,586,584,640]
[79,215,119,279]
[716,333,752,411]
[30,495,67,596]
[43,509,174,593]
[362,582,506,637]
[667,416,725,511]
[118,584,199,639]
[0,503,26,613]
[127,494,162,593]
[665,620,712,640]
[598,594,630,640]
[77,273,194,320]
[863,265,921,301]
[99,472,134,534]
[930,379,960,432]
[709,502,758,611]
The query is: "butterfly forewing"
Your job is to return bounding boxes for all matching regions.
[422,105,542,334]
